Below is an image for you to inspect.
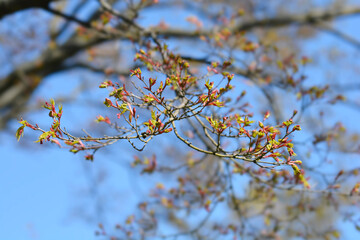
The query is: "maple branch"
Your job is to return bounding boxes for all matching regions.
[2,4,360,129]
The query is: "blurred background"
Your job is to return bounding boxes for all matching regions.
[1,0,360,239]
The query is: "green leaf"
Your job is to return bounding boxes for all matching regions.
[104,98,113,107]
[291,164,310,188]
[15,126,25,141]
[35,131,54,143]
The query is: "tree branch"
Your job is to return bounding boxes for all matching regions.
[43,5,93,29]
[315,23,360,50]
[231,6,360,32]
[2,4,360,129]
[0,0,55,19]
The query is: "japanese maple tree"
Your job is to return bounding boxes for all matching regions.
[2,0,360,239]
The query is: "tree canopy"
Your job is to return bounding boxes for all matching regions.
[2,0,360,239]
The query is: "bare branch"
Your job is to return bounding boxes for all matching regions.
[0,0,55,19]
[315,23,360,50]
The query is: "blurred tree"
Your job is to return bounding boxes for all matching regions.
[3,0,360,239]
